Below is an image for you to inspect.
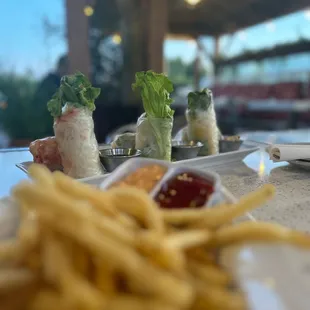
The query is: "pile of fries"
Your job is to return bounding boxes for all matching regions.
[1,164,310,310]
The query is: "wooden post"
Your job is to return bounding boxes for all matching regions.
[147,0,168,72]
[193,39,200,90]
[117,0,168,104]
[213,36,220,82]
[117,0,145,105]
[65,0,91,78]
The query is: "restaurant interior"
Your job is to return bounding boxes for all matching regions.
[2,2,310,309]
[0,0,310,146]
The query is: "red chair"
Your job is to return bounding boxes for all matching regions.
[271,82,301,100]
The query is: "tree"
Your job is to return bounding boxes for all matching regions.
[0,73,38,140]
[167,57,207,85]
[89,0,124,103]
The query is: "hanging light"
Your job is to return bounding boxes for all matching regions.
[83,5,94,17]
[185,0,202,7]
[112,34,122,44]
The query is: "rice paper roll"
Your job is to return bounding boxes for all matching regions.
[53,105,103,178]
[132,71,174,161]
[111,133,136,149]
[185,89,219,156]
[47,72,103,178]
[179,125,222,152]
[136,113,173,160]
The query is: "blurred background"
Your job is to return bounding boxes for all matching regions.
[1,0,310,147]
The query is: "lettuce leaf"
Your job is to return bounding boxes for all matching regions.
[132,70,174,119]
[187,88,213,116]
[47,72,101,118]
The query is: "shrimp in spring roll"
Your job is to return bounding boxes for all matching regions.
[29,136,62,171]
[47,72,103,178]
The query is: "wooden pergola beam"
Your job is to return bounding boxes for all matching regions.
[147,0,168,73]
[217,39,310,67]
[116,0,168,104]
[168,0,310,36]
[65,0,91,78]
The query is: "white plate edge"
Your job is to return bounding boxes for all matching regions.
[173,146,259,166]
[16,147,259,182]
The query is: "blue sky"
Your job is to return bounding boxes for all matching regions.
[0,0,309,78]
[0,0,66,77]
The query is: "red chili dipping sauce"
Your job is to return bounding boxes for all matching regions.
[155,172,214,209]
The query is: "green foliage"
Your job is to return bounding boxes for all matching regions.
[167,57,207,85]
[132,70,174,118]
[188,88,213,112]
[89,0,123,103]
[47,72,101,118]
[0,73,38,139]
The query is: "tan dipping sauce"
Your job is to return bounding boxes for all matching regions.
[110,164,167,193]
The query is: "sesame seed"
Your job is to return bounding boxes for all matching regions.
[169,189,177,196]
[158,194,165,200]
[189,201,196,208]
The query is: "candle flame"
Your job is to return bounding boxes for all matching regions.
[258,158,266,178]
[258,147,266,178]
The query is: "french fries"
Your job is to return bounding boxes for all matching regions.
[0,163,309,310]
[161,183,275,229]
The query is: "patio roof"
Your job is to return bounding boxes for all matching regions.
[168,0,310,36]
[216,39,310,67]
[92,0,309,37]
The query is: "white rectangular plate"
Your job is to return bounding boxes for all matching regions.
[15,162,111,183]
[16,143,112,180]
[16,161,35,174]
[16,143,259,181]
[173,146,259,169]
